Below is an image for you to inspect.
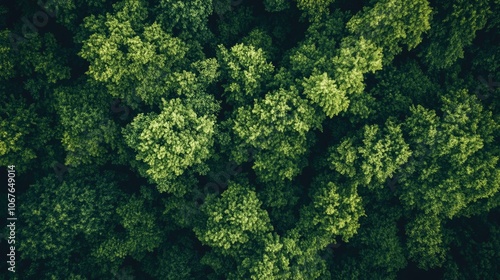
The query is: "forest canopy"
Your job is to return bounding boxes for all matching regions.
[0,0,499,279]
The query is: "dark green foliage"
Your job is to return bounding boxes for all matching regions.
[19,170,123,278]
[420,0,491,69]
[2,0,499,279]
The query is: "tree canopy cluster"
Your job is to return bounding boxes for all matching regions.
[0,0,499,279]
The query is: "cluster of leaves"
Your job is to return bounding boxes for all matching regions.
[1,0,499,279]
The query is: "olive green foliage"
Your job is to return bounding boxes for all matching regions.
[194,183,273,252]
[0,96,40,173]
[123,97,217,195]
[233,87,324,182]
[296,0,336,21]
[55,81,124,167]
[155,0,214,39]
[79,1,190,107]
[297,180,364,243]
[218,43,274,106]
[2,0,499,279]
[94,194,162,261]
[420,0,491,69]
[346,0,432,63]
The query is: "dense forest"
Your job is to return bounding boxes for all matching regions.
[0,0,499,279]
